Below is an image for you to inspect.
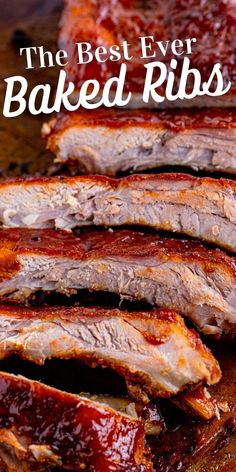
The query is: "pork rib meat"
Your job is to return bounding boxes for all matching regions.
[1,173,236,252]
[43,108,236,176]
[0,228,235,336]
[0,304,221,399]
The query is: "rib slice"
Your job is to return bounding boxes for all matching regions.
[60,0,236,108]
[0,371,153,472]
[0,304,221,399]
[43,108,236,176]
[0,228,235,336]
[1,173,236,252]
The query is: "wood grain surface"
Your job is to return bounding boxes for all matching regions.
[0,1,235,471]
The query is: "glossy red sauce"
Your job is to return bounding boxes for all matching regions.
[0,372,151,471]
[60,0,236,94]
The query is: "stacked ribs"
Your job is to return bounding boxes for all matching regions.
[1,1,236,471]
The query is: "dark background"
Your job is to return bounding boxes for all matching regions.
[0,1,235,471]
[0,0,62,176]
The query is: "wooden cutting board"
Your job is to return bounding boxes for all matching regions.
[0,1,235,471]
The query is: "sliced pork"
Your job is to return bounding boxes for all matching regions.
[0,371,152,472]
[60,0,236,108]
[0,228,235,337]
[0,173,236,251]
[0,304,220,399]
[43,108,236,176]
